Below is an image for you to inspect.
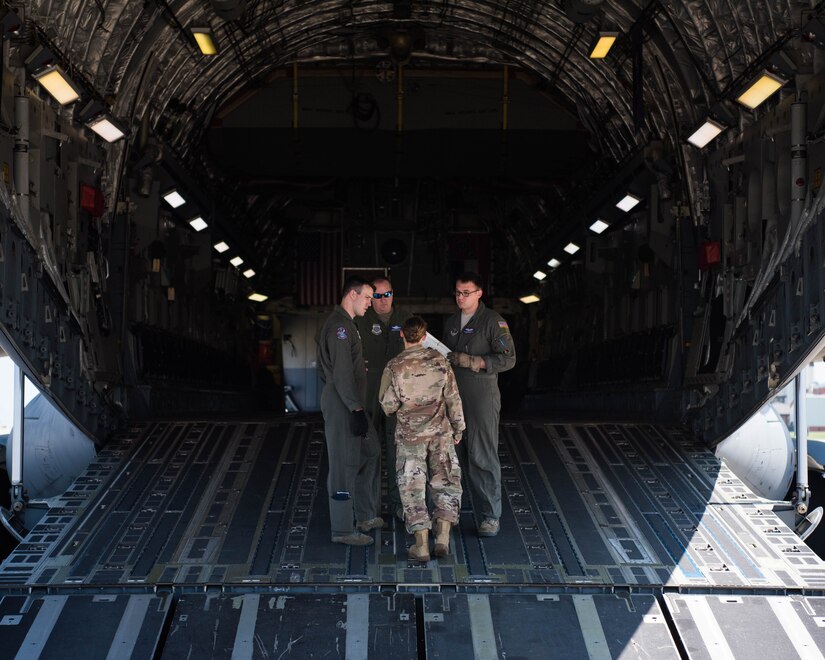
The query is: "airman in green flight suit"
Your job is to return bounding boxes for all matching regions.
[354,276,413,520]
[316,276,383,545]
[443,272,516,537]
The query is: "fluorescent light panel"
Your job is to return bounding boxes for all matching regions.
[33,66,81,105]
[87,115,126,142]
[248,292,268,302]
[688,118,725,148]
[520,294,540,304]
[163,190,186,208]
[616,193,641,212]
[230,256,244,267]
[243,269,256,278]
[548,258,561,268]
[737,71,785,110]
[533,270,547,281]
[589,32,618,59]
[564,242,580,255]
[189,216,208,232]
[213,241,229,253]
[192,28,218,55]
[589,219,609,234]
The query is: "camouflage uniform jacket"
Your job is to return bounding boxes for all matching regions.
[379,346,465,445]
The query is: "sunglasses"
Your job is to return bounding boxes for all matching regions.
[372,291,393,299]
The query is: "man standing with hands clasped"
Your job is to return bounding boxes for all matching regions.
[354,276,412,521]
[379,316,465,562]
[316,276,383,546]
[444,272,516,538]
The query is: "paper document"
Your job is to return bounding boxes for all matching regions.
[422,332,451,357]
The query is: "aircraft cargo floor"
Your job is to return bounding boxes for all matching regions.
[3,418,825,658]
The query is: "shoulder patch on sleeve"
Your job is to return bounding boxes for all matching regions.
[498,320,509,329]
[336,326,348,340]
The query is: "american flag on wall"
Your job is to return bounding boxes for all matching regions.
[297,230,343,306]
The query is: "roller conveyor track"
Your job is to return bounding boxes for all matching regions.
[3,417,825,658]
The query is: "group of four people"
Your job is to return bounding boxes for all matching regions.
[315,272,516,560]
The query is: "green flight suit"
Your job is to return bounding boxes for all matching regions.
[443,301,516,521]
[316,305,381,536]
[354,305,412,513]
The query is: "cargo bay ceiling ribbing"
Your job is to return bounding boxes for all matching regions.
[3,1,825,444]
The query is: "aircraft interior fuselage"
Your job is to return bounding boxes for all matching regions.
[3,1,825,657]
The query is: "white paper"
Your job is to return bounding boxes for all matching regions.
[422,332,451,357]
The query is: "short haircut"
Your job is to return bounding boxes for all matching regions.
[341,276,372,299]
[456,271,483,289]
[402,316,427,344]
[372,276,391,288]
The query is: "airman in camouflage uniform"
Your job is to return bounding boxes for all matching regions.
[379,316,465,561]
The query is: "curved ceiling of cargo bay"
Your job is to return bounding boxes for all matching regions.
[28,1,804,169]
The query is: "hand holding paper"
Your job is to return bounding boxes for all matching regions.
[422,332,451,357]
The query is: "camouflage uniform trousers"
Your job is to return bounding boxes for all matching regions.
[396,436,463,533]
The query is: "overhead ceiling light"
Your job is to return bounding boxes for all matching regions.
[589,219,609,234]
[564,242,580,255]
[533,270,547,281]
[213,241,229,253]
[687,118,726,148]
[230,256,244,267]
[616,193,641,212]
[736,70,786,110]
[86,114,127,143]
[548,258,561,269]
[248,292,268,302]
[32,66,81,105]
[243,268,256,278]
[192,27,218,56]
[163,189,186,208]
[189,216,208,232]
[589,31,619,59]
[520,294,540,304]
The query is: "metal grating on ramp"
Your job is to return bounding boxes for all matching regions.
[2,417,825,657]
[2,419,824,590]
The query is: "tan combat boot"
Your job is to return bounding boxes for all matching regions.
[408,530,430,562]
[433,519,451,558]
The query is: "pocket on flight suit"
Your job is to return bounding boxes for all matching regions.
[360,424,381,461]
[438,440,462,486]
